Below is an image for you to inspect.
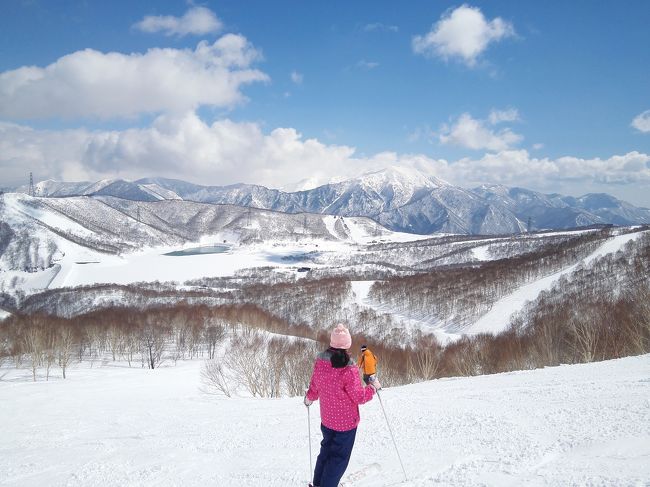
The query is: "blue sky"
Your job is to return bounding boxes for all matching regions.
[1,0,649,205]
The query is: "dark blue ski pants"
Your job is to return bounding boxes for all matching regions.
[313,424,357,487]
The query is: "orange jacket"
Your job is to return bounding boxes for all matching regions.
[357,349,377,375]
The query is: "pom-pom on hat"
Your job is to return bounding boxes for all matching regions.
[330,324,352,350]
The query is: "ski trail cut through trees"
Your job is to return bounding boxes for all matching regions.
[467,231,646,336]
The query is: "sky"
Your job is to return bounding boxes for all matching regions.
[1,0,649,206]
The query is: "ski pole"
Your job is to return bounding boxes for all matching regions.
[307,404,313,478]
[377,390,408,482]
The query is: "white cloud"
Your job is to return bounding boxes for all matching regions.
[441,151,650,195]
[439,113,523,151]
[631,110,650,133]
[290,71,303,84]
[532,143,544,150]
[357,60,380,70]
[488,108,520,125]
[0,114,360,188]
[407,125,435,144]
[134,6,223,37]
[3,116,648,203]
[0,122,92,185]
[363,23,399,33]
[412,5,515,67]
[0,34,268,119]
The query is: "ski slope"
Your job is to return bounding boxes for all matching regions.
[350,280,461,344]
[466,231,646,335]
[1,354,648,486]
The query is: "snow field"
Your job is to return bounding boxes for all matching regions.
[1,354,648,486]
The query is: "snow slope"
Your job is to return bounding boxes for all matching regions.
[466,231,646,335]
[350,280,460,344]
[2,354,647,486]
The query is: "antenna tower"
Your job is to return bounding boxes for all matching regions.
[29,172,36,197]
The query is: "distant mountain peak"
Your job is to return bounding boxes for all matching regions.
[357,165,448,189]
[577,193,622,209]
[12,172,650,235]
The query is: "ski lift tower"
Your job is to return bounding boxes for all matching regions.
[527,216,533,233]
[28,172,36,197]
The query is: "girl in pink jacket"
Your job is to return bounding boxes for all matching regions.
[304,324,381,487]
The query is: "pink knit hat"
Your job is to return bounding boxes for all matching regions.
[330,324,352,350]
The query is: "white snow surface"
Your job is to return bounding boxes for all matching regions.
[1,355,648,486]
[471,244,492,261]
[2,193,94,237]
[467,231,646,336]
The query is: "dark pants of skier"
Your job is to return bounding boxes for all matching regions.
[362,374,372,385]
[313,424,357,487]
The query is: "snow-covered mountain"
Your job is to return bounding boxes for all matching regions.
[473,185,650,230]
[0,192,390,274]
[17,178,182,202]
[14,167,650,234]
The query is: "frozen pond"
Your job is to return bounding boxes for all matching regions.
[264,250,320,264]
[163,245,230,257]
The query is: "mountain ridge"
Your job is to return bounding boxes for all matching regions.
[13,167,650,234]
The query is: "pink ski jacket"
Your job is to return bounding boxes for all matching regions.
[306,349,376,432]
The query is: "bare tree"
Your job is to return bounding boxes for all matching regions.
[40,324,58,381]
[408,336,442,381]
[56,324,76,379]
[121,328,140,367]
[140,319,167,370]
[204,324,226,360]
[262,338,286,398]
[622,287,650,355]
[22,323,44,381]
[200,359,233,397]
[283,340,319,397]
[226,329,268,397]
[568,316,599,363]
[107,325,123,362]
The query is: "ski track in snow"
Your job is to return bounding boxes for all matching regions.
[1,355,648,486]
[466,231,646,336]
[350,280,461,344]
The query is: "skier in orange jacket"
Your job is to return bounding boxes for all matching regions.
[357,344,378,385]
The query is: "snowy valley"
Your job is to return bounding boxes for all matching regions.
[1,187,649,486]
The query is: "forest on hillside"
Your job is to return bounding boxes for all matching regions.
[2,230,648,396]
